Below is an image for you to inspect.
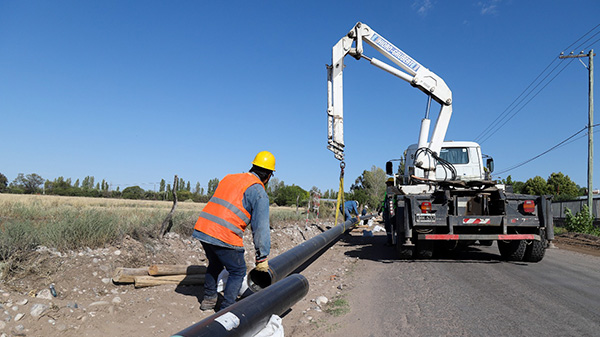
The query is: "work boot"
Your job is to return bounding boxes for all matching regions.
[200,296,218,311]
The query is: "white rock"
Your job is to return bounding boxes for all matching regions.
[92,272,98,277]
[37,289,53,300]
[111,296,122,304]
[31,303,49,317]
[101,278,111,284]
[114,250,121,256]
[316,296,328,306]
[16,299,28,305]
[0,321,6,330]
[89,301,110,307]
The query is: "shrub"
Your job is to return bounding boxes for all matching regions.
[564,205,600,236]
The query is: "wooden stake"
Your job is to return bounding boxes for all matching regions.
[148,264,207,276]
[134,274,205,288]
[158,174,179,238]
[112,267,149,284]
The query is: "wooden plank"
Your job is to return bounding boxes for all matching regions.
[148,264,207,276]
[112,267,149,284]
[134,274,206,288]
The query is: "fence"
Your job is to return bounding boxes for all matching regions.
[551,197,600,226]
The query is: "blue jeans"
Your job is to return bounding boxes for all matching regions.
[201,242,247,310]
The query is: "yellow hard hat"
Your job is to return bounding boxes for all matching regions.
[252,151,276,171]
[386,177,394,183]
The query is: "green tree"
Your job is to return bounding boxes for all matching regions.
[501,175,525,194]
[547,172,581,201]
[11,173,44,194]
[0,173,7,192]
[350,166,387,208]
[194,182,201,195]
[46,176,73,195]
[159,179,166,193]
[122,186,145,199]
[177,190,194,200]
[208,178,220,196]
[523,176,549,196]
[273,185,309,206]
[266,177,284,202]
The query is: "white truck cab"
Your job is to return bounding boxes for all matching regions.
[403,141,491,182]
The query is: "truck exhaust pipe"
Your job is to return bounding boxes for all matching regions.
[248,215,374,292]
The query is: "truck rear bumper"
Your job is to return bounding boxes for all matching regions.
[418,234,541,241]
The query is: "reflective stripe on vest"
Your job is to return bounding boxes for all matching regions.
[194,172,264,247]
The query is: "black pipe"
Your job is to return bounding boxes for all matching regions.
[171,274,309,337]
[248,215,374,291]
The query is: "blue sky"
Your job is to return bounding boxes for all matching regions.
[1,0,600,193]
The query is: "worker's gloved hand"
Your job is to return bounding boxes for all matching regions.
[255,259,269,273]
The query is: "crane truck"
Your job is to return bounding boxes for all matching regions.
[327,22,553,262]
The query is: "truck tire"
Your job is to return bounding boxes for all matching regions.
[523,230,546,262]
[416,240,434,259]
[523,240,545,262]
[498,240,526,261]
[395,233,414,259]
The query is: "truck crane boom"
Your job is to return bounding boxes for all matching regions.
[327,22,452,177]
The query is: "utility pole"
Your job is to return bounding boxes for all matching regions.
[559,50,595,216]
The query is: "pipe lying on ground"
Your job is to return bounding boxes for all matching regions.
[248,214,374,292]
[171,273,309,337]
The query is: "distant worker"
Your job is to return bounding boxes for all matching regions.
[381,177,395,246]
[361,205,368,216]
[193,151,275,311]
[341,200,360,221]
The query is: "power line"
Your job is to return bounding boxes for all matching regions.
[495,123,600,175]
[474,23,600,144]
[473,58,559,142]
[564,23,600,52]
[478,58,575,144]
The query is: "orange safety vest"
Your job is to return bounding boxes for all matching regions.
[194,172,265,247]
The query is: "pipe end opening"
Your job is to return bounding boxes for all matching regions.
[248,269,273,292]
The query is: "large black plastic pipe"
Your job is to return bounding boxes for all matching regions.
[248,215,374,291]
[171,273,309,337]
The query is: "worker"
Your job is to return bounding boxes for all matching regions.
[341,200,360,221]
[381,177,395,246]
[193,151,275,311]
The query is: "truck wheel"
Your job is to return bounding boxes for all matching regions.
[523,230,546,262]
[416,240,434,259]
[395,234,415,259]
[498,240,526,261]
[523,240,546,262]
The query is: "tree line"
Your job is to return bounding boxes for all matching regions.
[0,172,319,207]
[0,170,587,208]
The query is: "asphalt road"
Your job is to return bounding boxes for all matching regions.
[325,234,600,337]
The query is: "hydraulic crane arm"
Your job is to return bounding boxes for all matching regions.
[327,22,453,175]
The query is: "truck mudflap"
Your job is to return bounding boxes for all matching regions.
[418,234,541,241]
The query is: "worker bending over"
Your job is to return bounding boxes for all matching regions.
[341,200,360,221]
[193,151,275,311]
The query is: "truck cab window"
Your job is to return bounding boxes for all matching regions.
[439,148,469,164]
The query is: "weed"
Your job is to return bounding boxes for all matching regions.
[325,295,350,317]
